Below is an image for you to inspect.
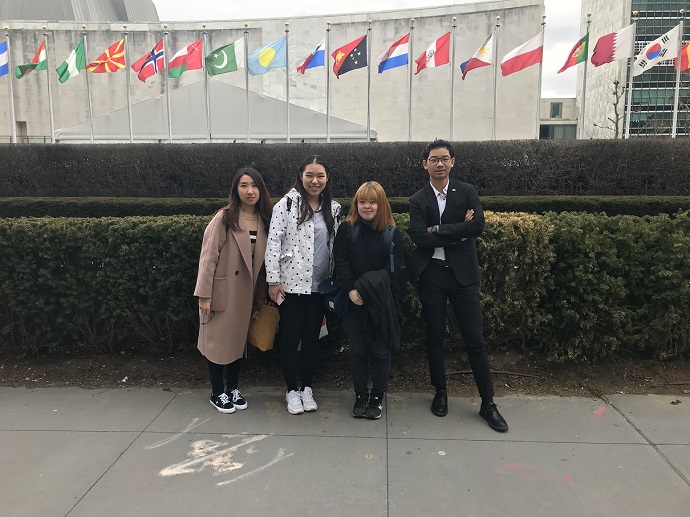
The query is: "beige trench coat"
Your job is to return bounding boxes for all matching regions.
[194,210,267,365]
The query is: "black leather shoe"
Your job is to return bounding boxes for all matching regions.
[480,402,508,432]
[431,390,448,417]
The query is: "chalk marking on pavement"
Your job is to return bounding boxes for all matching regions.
[144,418,210,449]
[216,448,294,486]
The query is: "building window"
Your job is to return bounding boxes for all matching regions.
[550,102,562,118]
[539,124,577,140]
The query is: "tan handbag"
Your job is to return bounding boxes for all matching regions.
[247,303,280,352]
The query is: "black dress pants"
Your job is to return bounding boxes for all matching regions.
[417,262,494,400]
[344,305,391,397]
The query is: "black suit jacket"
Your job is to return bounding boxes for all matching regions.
[408,178,484,286]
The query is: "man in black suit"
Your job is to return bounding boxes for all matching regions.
[409,139,508,432]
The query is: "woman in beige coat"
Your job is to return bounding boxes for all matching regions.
[194,168,272,413]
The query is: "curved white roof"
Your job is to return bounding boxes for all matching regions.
[0,0,159,22]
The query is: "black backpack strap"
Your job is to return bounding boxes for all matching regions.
[350,223,360,243]
[383,225,395,273]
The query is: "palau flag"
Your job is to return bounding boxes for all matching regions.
[248,36,287,76]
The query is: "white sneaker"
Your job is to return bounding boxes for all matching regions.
[285,390,304,415]
[300,387,318,412]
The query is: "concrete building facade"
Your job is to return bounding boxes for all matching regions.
[0,0,545,143]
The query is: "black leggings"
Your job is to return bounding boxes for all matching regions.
[207,358,242,395]
[278,292,325,392]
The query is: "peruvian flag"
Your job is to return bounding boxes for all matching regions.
[415,32,450,74]
[168,39,203,78]
[500,32,544,76]
[591,24,635,67]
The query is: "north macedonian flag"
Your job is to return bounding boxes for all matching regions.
[87,39,126,73]
[558,33,588,74]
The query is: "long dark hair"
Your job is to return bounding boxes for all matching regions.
[293,155,335,235]
[222,168,272,232]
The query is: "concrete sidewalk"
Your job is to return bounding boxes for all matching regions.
[1,387,689,517]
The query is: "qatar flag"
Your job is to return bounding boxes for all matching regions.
[591,24,635,67]
[500,32,543,76]
[415,32,450,74]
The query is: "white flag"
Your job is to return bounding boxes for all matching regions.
[633,24,680,76]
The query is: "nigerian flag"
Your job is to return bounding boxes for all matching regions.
[206,38,245,76]
[56,40,86,83]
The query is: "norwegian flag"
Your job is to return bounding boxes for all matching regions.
[132,39,165,82]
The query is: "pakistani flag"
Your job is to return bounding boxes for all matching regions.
[206,38,245,76]
[56,40,86,83]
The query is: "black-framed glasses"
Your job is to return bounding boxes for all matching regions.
[427,156,452,165]
[201,310,215,325]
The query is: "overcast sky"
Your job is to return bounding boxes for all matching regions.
[153,0,582,98]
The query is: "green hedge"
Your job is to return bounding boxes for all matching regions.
[2,140,690,198]
[2,196,689,218]
[0,212,688,361]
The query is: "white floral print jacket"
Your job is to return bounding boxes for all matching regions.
[265,188,341,294]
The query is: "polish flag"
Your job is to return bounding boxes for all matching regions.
[415,32,450,74]
[460,32,494,80]
[591,24,635,67]
[500,32,544,76]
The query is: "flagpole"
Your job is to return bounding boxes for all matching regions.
[326,22,331,143]
[624,11,638,139]
[82,26,95,144]
[671,10,685,139]
[43,26,56,144]
[450,17,457,141]
[536,15,546,140]
[162,25,172,143]
[492,16,500,141]
[285,22,290,143]
[578,14,591,140]
[202,24,211,142]
[244,23,250,143]
[408,18,414,142]
[124,25,133,143]
[366,20,372,142]
[4,26,17,144]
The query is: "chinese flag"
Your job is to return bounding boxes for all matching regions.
[87,39,125,73]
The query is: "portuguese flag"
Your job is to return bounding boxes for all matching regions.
[168,38,203,78]
[558,33,589,74]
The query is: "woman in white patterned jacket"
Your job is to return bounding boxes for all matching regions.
[265,155,341,415]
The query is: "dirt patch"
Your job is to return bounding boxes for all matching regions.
[1,342,688,397]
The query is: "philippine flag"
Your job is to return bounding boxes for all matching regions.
[296,38,326,74]
[500,32,544,77]
[378,33,409,73]
[415,32,450,74]
[633,24,680,77]
[460,33,494,80]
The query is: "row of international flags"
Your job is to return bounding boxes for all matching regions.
[2,15,690,143]
[0,29,543,84]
